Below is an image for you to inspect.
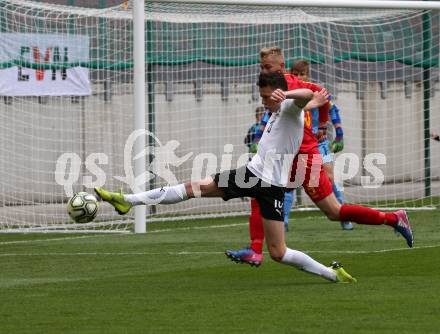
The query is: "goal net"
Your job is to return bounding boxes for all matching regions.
[0,0,439,232]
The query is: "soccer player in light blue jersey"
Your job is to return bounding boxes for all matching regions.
[244,106,265,154]
[290,60,353,230]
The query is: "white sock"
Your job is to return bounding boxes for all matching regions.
[281,248,336,282]
[124,184,188,206]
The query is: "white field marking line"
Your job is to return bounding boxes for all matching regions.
[0,223,250,246]
[0,251,222,257]
[0,244,439,257]
[0,234,109,246]
[0,223,250,247]
[0,276,99,289]
[147,222,248,233]
[147,216,328,234]
[305,244,440,254]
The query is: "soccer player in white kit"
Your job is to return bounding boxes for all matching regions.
[96,72,356,283]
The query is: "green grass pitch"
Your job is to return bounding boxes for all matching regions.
[0,210,439,334]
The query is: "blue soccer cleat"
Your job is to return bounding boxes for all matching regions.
[340,221,353,230]
[225,247,263,267]
[393,210,414,248]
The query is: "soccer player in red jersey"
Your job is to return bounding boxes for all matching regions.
[225,47,413,267]
[291,59,353,231]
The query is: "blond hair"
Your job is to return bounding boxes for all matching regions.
[259,46,284,61]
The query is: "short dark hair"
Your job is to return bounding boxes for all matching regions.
[290,59,310,75]
[257,72,288,91]
[255,106,265,116]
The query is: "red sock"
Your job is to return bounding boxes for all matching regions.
[340,204,398,226]
[249,198,264,254]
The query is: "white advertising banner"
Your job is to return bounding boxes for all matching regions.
[0,33,91,96]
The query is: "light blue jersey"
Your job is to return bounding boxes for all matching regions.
[311,107,333,164]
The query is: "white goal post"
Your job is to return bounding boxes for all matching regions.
[0,0,439,233]
[132,0,146,233]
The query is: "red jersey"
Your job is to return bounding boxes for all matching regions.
[284,73,327,153]
[284,73,329,125]
[299,110,318,153]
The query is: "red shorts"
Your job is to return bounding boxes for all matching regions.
[287,147,333,203]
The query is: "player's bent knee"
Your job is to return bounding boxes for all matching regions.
[323,163,334,183]
[187,177,221,198]
[325,211,340,221]
[316,195,342,221]
[327,174,334,184]
[269,253,283,262]
[267,246,284,262]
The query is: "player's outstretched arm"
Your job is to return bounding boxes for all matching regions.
[269,88,313,109]
[282,88,314,108]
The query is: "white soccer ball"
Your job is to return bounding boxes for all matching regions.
[67,192,99,224]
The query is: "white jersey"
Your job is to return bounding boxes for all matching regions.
[247,99,304,187]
